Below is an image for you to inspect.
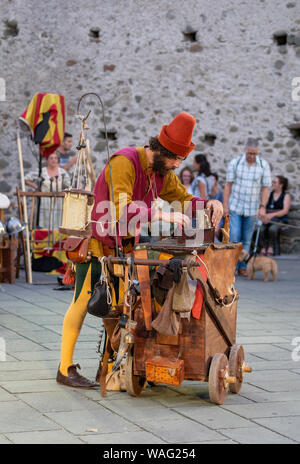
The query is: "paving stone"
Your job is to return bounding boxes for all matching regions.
[242,344,291,353]
[172,405,256,430]
[5,339,48,352]
[136,417,224,443]
[14,331,61,343]
[17,391,99,412]
[21,315,64,325]
[240,391,300,403]
[0,386,17,402]
[45,409,140,435]
[5,430,84,444]
[101,398,186,422]
[246,379,300,393]
[80,431,166,444]
[0,401,59,433]
[0,316,43,331]
[219,426,296,444]
[246,369,300,383]
[237,336,289,344]
[249,360,299,371]
[8,351,61,361]
[253,417,300,443]
[0,379,71,393]
[0,358,97,371]
[248,351,294,361]
[193,439,237,444]
[0,435,12,444]
[222,401,300,419]
[0,369,57,382]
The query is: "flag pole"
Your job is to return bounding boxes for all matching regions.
[16,121,33,284]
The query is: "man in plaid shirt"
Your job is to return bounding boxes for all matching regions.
[223,138,271,275]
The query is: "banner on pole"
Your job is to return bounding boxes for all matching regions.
[20,93,65,157]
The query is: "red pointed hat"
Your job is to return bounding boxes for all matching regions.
[158,112,196,158]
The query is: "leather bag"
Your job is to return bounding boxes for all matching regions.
[87,280,111,318]
[63,236,89,263]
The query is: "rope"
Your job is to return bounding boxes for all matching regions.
[99,256,112,305]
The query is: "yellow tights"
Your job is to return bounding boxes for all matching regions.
[59,263,93,376]
[59,258,122,376]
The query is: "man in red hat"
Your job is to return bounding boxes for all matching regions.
[57,112,223,388]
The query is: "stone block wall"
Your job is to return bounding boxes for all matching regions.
[0,0,299,247]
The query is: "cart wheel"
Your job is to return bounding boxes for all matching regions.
[229,344,245,394]
[125,349,146,397]
[208,353,230,405]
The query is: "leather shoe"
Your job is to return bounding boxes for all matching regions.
[56,364,98,388]
[238,268,248,277]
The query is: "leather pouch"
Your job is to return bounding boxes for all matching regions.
[63,236,89,263]
[87,281,111,318]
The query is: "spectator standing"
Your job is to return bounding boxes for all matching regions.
[223,138,271,275]
[260,176,291,256]
[57,133,77,171]
[191,154,215,198]
[179,166,194,194]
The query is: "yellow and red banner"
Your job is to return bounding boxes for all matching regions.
[20,93,65,157]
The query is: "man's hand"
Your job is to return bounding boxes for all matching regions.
[152,209,190,228]
[206,200,224,228]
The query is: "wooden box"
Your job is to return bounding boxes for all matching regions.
[145,356,184,386]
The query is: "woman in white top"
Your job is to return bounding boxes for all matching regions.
[25,152,70,229]
[191,154,215,198]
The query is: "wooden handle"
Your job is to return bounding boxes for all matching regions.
[226,376,236,384]
[222,214,230,243]
[243,364,252,373]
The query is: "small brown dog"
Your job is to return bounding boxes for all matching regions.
[239,249,278,282]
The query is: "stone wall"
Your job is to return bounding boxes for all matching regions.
[0,0,299,239]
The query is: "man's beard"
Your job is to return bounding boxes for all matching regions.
[152,153,175,176]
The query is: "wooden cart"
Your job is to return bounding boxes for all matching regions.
[106,236,252,406]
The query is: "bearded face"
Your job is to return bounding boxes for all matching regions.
[151,152,177,176]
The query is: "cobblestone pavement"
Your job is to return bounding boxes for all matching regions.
[0,255,299,444]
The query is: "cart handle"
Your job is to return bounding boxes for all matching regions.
[104,255,200,269]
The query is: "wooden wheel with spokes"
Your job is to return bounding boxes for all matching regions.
[208,353,230,405]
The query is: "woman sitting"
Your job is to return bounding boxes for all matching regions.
[260,175,291,256]
[179,166,194,194]
[191,154,215,198]
[25,151,70,229]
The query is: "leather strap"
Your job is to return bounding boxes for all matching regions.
[99,338,111,397]
[134,248,152,330]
